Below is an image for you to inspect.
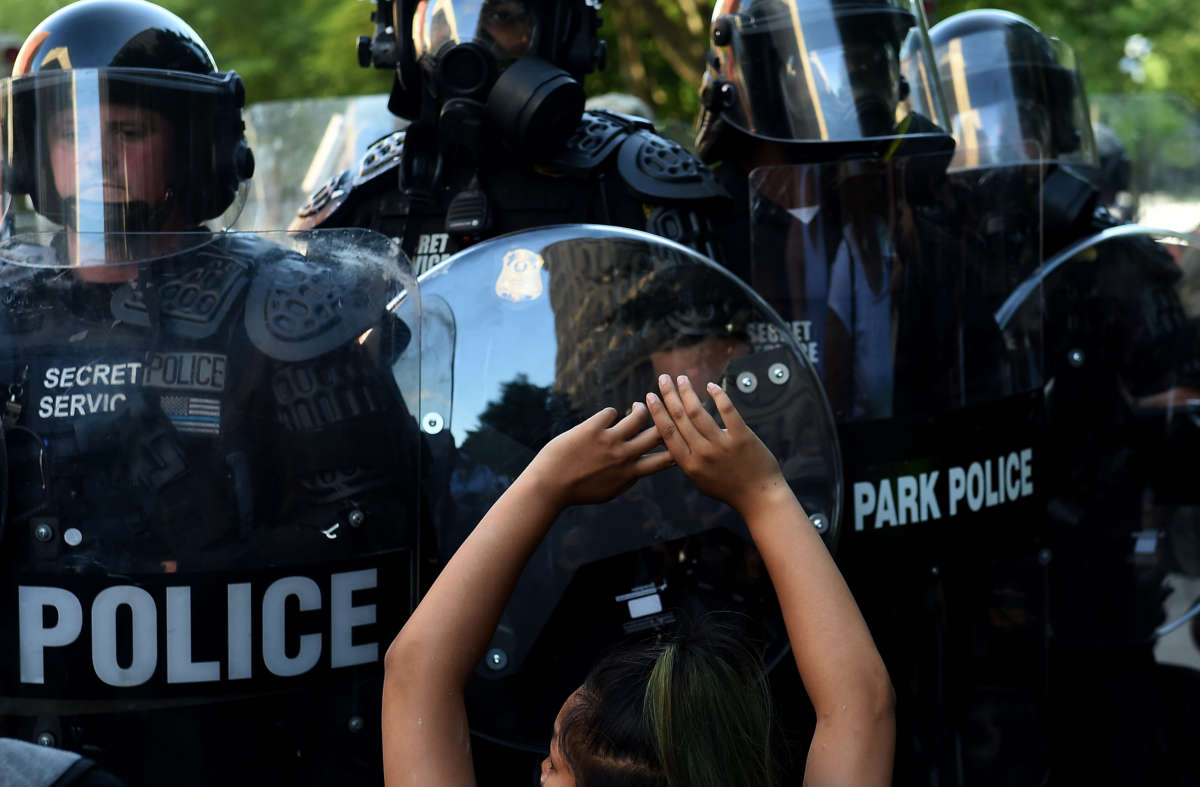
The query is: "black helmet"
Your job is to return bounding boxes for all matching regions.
[1,0,255,236]
[914,9,1097,170]
[379,0,605,153]
[695,0,950,162]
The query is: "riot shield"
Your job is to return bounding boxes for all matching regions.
[239,95,401,232]
[416,224,842,750]
[0,228,433,787]
[1090,92,1200,231]
[748,151,1048,784]
[999,225,1200,783]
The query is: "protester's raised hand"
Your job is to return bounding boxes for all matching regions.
[526,402,674,509]
[646,374,785,516]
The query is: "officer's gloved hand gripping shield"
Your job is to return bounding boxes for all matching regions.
[0,226,428,782]
[417,224,842,750]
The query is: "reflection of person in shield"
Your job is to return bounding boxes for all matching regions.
[0,2,420,784]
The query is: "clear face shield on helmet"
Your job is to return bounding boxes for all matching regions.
[906,23,1097,171]
[712,0,948,144]
[412,0,538,66]
[0,67,248,276]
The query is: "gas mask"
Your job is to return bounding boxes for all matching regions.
[408,0,585,155]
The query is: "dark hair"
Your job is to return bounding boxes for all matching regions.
[558,616,777,787]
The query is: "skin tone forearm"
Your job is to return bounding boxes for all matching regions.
[382,405,673,787]
[646,375,894,787]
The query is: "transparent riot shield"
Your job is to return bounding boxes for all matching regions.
[748,151,1048,784]
[0,228,433,787]
[240,94,402,231]
[416,224,842,750]
[1001,225,1200,783]
[1090,92,1200,230]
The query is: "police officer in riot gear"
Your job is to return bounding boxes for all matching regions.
[0,2,423,784]
[924,10,1200,784]
[699,3,1065,784]
[293,0,729,271]
[694,0,954,298]
[911,9,1100,256]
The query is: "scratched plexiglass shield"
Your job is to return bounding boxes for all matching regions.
[0,228,427,786]
[747,152,1049,783]
[1000,228,1200,652]
[745,151,1045,555]
[418,224,841,750]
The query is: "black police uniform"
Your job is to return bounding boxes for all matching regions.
[927,10,1200,784]
[0,232,419,787]
[0,3,422,784]
[293,0,729,270]
[294,109,728,273]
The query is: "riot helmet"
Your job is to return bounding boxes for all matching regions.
[696,0,951,162]
[912,9,1097,171]
[385,0,605,153]
[0,0,255,263]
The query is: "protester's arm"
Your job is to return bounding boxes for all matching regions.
[646,374,895,787]
[382,404,673,787]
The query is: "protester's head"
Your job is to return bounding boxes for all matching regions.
[543,618,776,787]
[1,0,254,272]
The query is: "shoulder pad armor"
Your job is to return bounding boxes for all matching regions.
[616,130,728,205]
[244,239,391,362]
[293,130,407,230]
[111,234,258,339]
[544,110,653,176]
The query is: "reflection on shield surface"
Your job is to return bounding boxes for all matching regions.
[417,224,842,749]
[0,229,428,786]
[747,150,1050,782]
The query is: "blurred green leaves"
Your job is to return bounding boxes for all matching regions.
[3,0,1198,126]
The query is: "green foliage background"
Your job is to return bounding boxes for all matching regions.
[3,0,1198,133]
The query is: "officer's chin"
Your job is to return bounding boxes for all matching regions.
[64,233,140,282]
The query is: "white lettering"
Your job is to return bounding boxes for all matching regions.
[18,586,83,684]
[92,586,157,687]
[853,482,876,532]
[1005,452,1020,501]
[919,471,941,521]
[1021,448,1033,496]
[166,587,220,683]
[985,459,1000,507]
[966,462,985,512]
[875,479,896,528]
[896,475,918,525]
[227,583,253,680]
[330,569,378,668]
[262,577,322,677]
[948,466,966,516]
[43,367,60,388]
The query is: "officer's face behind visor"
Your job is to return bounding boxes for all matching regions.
[1,69,223,281]
[413,0,536,63]
[47,104,175,221]
[718,0,923,143]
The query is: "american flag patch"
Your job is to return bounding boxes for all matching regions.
[160,395,221,435]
